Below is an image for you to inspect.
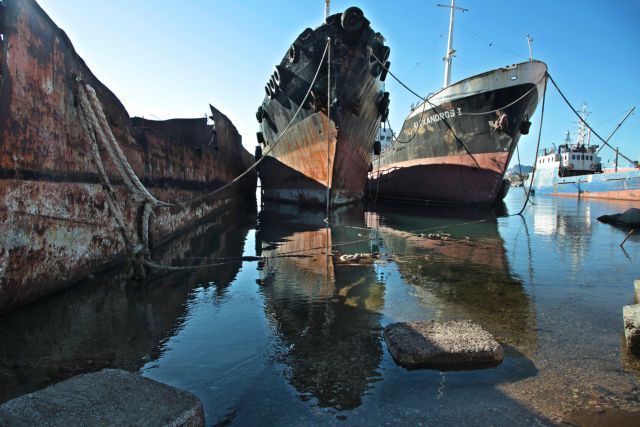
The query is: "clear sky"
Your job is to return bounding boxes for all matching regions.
[37,0,640,167]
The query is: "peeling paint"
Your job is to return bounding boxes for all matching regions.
[0,0,256,313]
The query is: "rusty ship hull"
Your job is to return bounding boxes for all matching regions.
[0,0,256,313]
[369,61,547,205]
[257,7,390,207]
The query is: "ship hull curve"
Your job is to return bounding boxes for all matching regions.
[370,60,547,206]
[258,10,388,207]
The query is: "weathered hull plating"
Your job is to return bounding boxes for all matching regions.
[0,0,256,313]
[257,8,389,207]
[369,60,547,205]
[0,211,253,402]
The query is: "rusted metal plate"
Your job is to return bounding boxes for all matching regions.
[0,0,256,313]
[257,9,387,207]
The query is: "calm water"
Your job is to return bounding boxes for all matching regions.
[1,191,639,424]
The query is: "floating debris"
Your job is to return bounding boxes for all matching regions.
[337,253,379,263]
[427,232,451,241]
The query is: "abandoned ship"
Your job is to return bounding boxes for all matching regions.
[368,2,547,206]
[256,5,391,207]
[0,0,256,313]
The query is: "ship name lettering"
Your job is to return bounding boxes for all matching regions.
[412,108,462,130]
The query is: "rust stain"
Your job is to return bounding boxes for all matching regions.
[0,0,256,313]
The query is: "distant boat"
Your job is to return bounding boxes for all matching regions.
[524,105,640,201]
[368,0,546,205]
[257,5,390,207]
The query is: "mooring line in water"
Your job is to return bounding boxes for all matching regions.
[145,254,315,273]
[437,371,447,400]
[144,212,525,275]
[620,229,636,247]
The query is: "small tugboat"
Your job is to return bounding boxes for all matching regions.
[256,3,390,207]
[368,0,546,206]
[525,105,640,201]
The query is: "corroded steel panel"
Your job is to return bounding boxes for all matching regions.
[0,0,256,313]
[257,8,388,207]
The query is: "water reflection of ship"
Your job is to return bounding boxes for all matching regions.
[0,213,253,403]
[367,203,537,355]
[256,202,383,411]
[531,200,600,270]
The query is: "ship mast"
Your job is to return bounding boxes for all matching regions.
[437,0,468,88]
[576,102,591,146]
[525,34,534,61]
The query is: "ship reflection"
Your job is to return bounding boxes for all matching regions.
[368,202,537,356]
[256,202,383,411]
[0,211,253,403]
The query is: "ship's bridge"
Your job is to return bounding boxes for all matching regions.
[536,144,602,176]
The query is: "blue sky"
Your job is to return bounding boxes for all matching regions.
[38,0,639,166]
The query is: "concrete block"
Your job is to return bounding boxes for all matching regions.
[624,304,640,356]
[383,320,503,370]
[634,279,640,304]
[0,369,204,426]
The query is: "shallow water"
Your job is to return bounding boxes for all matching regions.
[1,191,639,424]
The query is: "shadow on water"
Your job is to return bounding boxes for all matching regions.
[0,204,255,404]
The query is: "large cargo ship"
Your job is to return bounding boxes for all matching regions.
[368,1,546,205]
[256,5,390,207]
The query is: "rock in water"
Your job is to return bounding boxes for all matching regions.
[624,305,640,356]
[383,320,503,370]
[0,369,204,426]
[597,208,640,226]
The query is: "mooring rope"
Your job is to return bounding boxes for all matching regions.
[179,39,332,207]
[75,39,332,273]
[517,73,547,216]
[75,80,138,252]
[78,81,170,208]
[547,74,636,165]
[595,107,636,155]
[370,52,480,167]
[458,78,542,116]
[325,37,332,222]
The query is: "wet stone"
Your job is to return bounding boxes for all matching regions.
[383,320,503,370]
[0,369,204,427]
[623,305,640,356]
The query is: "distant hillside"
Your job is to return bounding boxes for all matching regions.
[507,164,533,175]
